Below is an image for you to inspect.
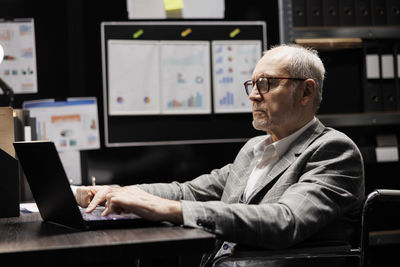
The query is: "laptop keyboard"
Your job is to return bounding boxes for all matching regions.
[79,207,140,221]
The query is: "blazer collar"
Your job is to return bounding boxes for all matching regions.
[245,118,326,203]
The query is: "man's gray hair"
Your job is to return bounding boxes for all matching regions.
[268,44,325,112]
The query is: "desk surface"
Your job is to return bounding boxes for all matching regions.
[0,212,215,266]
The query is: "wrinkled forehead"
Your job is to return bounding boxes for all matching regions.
[252,48,293,78]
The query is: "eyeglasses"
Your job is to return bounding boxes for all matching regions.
[244,77,306,96]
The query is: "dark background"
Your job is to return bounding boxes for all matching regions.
[0,0,399,195]
[1,1,400,265]
[0,0,280,187]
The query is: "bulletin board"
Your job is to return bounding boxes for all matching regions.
[101,21,267,146]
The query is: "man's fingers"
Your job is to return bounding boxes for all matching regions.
[102,193,127,216]
[86,188,109,212]
[84,191,93,207]
[75,187,93,208]
[101,205,111,216]
[102,193,116,216]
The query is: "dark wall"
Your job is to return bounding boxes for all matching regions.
[0,0,279,185]
[0,0,70,106]
[2,0,398,194]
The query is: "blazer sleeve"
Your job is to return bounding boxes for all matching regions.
[136,137,259,201]
[181,134,364,249]
[136,163,232,201]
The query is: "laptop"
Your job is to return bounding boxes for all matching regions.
[13,140,157,230]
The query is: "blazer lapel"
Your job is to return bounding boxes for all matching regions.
[245,119,325,203]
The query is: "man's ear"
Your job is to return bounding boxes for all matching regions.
[300,79,316,106]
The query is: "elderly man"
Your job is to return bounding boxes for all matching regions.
[76,44,364,265]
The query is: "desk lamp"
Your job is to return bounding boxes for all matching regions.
[0,44,15,107]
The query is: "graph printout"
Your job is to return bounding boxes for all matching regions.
[160,41,211,114]
[212,40,262,113]
[107,40,161,115]
[23,98,100,152]
[0,19,38,94]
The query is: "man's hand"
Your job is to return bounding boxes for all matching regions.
[75,185,121,212]
[103,186,183,224]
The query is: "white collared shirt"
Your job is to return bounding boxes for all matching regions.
[243,117,316,201]
[214,117,317,260]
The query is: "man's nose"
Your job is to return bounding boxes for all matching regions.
[249,86,262,101]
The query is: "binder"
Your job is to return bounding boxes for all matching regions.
[363,43,383,111]
[395,42,400,110]
[382,82,397,110]
[323,0,340,26]
[292,0,307,26]
[355,0,372,25]
[381,48,397,110]
[381,54,395,79]
[306,0,323,26]
[363,83,383,111]
[339,0,356,25]
[386,0,400,25]
[371,0,387,25]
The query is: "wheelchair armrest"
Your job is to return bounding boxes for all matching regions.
[234,241,352,258]
[375,189,400,203]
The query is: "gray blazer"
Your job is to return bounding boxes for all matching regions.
[138,118,365,250]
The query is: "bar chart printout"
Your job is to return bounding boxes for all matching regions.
[212,40,262,113]
[107,40,161,115]
[160,41,211,114]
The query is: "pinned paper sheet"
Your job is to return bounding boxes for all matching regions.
[163,0,183,11]
[127,0,224,19]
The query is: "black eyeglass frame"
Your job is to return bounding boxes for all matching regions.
[243,76,306,96]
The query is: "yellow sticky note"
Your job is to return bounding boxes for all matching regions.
[163,0,183,11]
[181,28,192,37]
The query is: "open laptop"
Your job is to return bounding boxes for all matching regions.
[13,140,158,230]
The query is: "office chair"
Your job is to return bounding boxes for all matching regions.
[212,189,400,267]
[359,189,400,267]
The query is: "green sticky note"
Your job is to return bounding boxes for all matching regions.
[133,29,143,39]
[163,0,183,11]
[230,28,240,38]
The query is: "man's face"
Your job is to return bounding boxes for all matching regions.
[249,48,303,139]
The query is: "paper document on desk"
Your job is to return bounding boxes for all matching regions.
[0,107,15,157]
[20,202,39,213]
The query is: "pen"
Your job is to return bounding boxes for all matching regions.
[92,176,96,186]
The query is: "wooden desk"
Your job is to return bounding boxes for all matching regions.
[0,212,215,266]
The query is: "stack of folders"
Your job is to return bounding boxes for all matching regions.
[13,109,37,202]
[364,40,400,112]
[13,109,37,142]
[292,0,400,27]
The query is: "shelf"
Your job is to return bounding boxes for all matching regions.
[292,26,400,40]
[295,37,362,50]
[317,112,400,127]
[370,229,400,246]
